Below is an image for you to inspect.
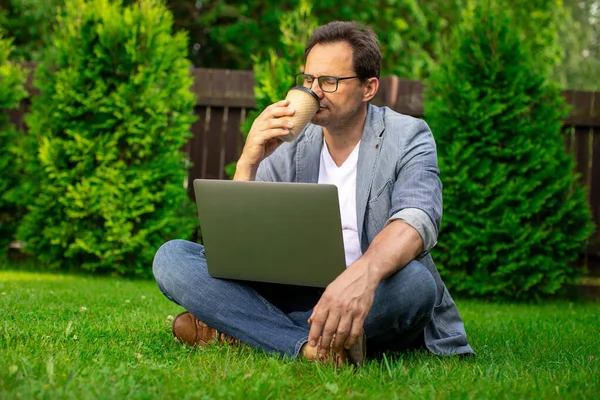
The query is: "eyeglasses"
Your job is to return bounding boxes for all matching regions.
[295,73,359,93]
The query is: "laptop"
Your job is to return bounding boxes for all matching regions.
[193,179,347,287]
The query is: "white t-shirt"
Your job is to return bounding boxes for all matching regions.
[318,141,363,267]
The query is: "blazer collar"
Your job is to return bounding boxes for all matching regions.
[356,105,385,247]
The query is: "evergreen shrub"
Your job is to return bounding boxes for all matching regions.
[0,33,27,258]
[18,0,196,277]
[425,4,594,299]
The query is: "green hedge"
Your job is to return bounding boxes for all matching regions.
[425,4,595,299]
[17,0,196,277]
[0,32,27,259]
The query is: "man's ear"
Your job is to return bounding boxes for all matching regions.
[363,77,379,102]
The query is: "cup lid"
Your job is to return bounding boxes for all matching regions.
[289,85,320,103]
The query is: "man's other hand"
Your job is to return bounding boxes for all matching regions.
[234,100,296,181]
[307,260,379,355]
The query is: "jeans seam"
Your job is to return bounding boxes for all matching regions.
[156,281,179,305]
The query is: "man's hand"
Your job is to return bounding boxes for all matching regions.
[307,220,425,355]
[307,260,379,355]
[234,100,296,181]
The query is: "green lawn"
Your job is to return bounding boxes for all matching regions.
[1,270,598,399]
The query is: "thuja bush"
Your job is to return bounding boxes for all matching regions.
[18,0,196,277]
[0,32,27,258]
[425,4,594,299]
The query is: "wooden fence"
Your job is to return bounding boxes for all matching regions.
[187,69,600,258]
[9,67,600,278]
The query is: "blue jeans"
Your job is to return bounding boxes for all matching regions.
[152,239,437,359]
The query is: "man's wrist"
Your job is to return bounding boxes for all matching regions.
[233,156,258,181]
[365,257,388,286]
[352,256,385,289]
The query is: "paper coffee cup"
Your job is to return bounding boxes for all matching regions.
[280,86,320,142]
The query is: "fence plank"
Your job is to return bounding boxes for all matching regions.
[224,108,244,177]
[238,108,247,157]
[574,127,591,192]
[191,68,255,108]
[564,125,574,157]
[201,106,212,179]
[564,90,600,127]
[205,107,226,180]
[590,127,600,255]
[187,106,208,201]
[372,75,399,108]
[218,106,229,180]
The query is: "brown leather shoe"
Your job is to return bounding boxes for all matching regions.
[172,311,238,346]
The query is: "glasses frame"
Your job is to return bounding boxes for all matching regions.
[295,73,360,93]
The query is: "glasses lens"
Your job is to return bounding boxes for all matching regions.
[297,74,313,88]
[319,76,338,92]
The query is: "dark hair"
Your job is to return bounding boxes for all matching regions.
[304,21,381,80]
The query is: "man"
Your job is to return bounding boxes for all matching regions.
[153,21,474,366]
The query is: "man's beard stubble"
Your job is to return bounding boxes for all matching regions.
[310,101,364,133]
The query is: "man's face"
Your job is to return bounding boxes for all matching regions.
[303,41,366,129]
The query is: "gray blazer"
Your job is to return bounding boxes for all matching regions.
[256,104,475,356]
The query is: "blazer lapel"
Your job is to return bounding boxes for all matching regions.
[295,125,323,183]
[356,105,385,247]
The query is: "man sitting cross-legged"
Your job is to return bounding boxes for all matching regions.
[152,21,475,366]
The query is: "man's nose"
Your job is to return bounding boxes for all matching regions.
[310,80,325,99]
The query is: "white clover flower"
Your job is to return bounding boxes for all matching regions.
[80,307,87,312]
